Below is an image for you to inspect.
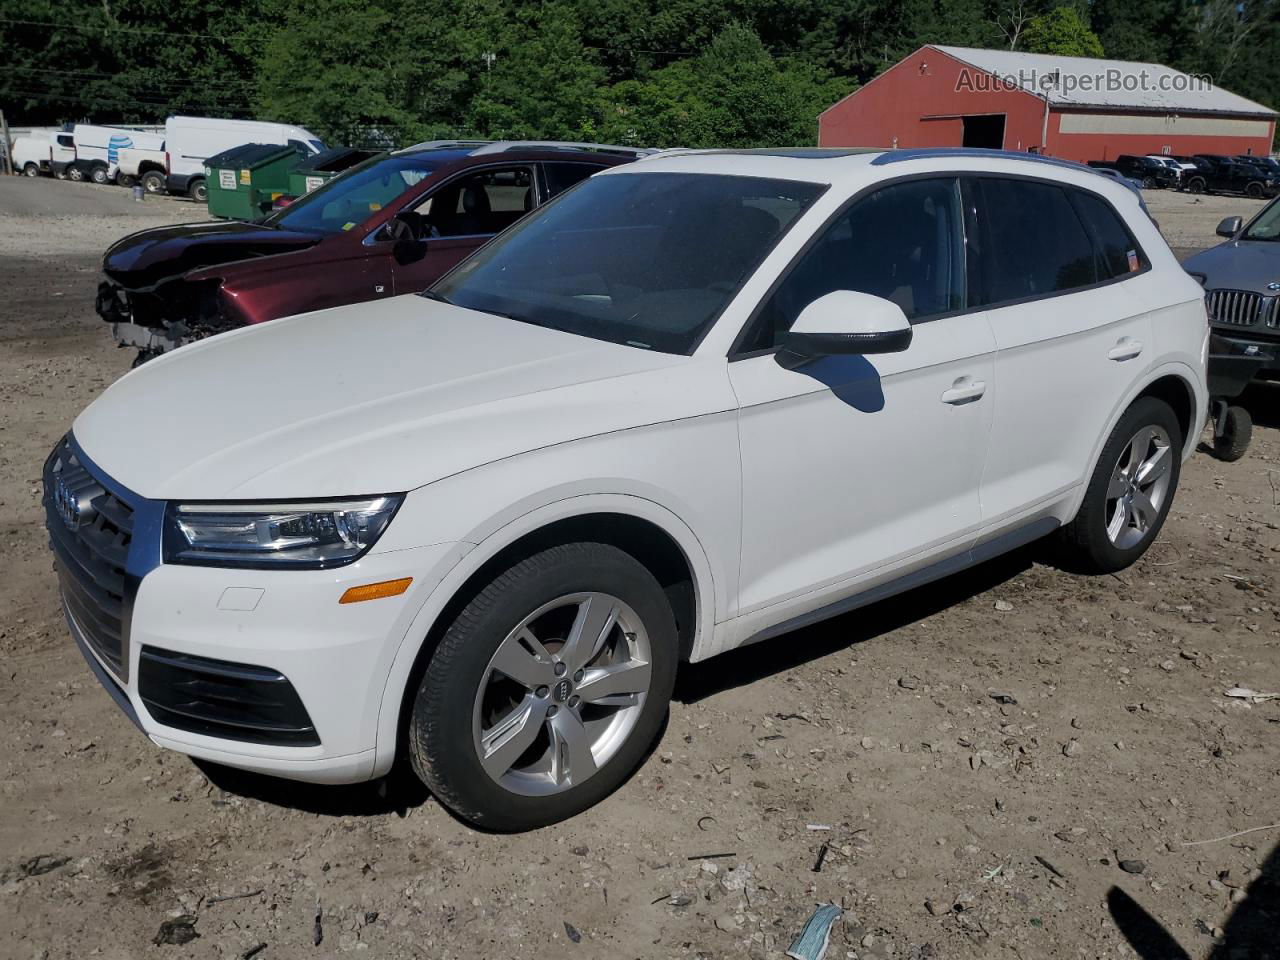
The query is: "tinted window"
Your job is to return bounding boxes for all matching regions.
[739,177,964,353]
[432,172,824,354]
[1068,189,1148,279]
[544,162,599,199]
[972,178,1097,305]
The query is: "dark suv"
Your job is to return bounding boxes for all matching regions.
[1089,155,1175,189]
[96,141,645,362]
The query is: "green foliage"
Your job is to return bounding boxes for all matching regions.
[0,0,1274,148]
[1021,6,1105,57]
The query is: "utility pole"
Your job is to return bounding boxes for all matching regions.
[0,110,12,175]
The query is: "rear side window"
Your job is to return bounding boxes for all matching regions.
[971,178,1097,305]
[1068,189,1148,280]
[543,162,598,199]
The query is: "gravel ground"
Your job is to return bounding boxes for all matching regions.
[1,176,1278,960]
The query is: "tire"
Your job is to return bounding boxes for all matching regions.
[1188,178,1205,194]
[141,170,165,194]
[1057,397,1182,574]
[1212,406,1252,462]
[89,164,110,185]
[67,165,85,182]
[22,162,39,177]
[408,542,678,831]
[188,178,207,202]
[117,174,136,188]
[54,167,68,180]
[1246,182,1264,199]
[1142,176,1155,189]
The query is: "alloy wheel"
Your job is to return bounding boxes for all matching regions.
[471,592,652,797]
[1105,425,1173,550]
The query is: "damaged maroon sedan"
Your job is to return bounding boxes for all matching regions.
[96,141,641,363]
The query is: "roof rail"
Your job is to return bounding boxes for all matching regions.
[470,140,658,157]
[870,147,1088,174]
[396,139,490,154]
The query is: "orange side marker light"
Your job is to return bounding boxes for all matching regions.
[339,577,413,604]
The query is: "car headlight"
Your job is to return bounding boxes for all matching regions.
[165,495,403,568]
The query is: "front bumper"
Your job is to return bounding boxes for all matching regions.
[45,436,460,784]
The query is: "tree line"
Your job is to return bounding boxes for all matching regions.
[2,0,1276,150]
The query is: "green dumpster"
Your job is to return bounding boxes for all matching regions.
[286,147,379,201]
[204,143,304,220]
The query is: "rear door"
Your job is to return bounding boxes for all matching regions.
[969,176,1154,529]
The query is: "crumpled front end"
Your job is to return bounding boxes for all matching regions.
[96,275,239,361]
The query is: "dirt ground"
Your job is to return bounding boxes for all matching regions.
[1,176,1277,960]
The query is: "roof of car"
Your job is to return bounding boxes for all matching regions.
[393,140,652,162]
[610,146,1148,214]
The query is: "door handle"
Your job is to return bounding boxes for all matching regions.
[1107,338,1143,361]
[941,377,986,405]
[374,284,386,294]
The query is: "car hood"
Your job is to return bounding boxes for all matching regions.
[73,295,723,500]
[102,220,323,290]
[1183,240,1280,294]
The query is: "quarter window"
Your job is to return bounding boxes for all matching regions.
[970,178,1097,305]
[739,177,964,353]
[1068,189,1148,280]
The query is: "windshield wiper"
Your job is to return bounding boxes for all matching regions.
[420,290,453,305]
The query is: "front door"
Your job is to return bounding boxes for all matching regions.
[730,176,996,617]
[388,164,538,295]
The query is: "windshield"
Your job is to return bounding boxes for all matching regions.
[430,172,825,354]
[263,154,437,234]
[1244,198,1280,240]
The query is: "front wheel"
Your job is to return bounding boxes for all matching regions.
[1247,182,1264,199]
[1188,178,1205,194]
[22,162,39,177]
[188,179,207,202]
[141,170,165,194]
[408,542,677,831]
[1057,397,1182,573]
[67,165,85,182]
[89,164,110,185]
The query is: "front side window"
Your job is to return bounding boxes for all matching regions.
[420,166,535,237]
[970,178,1097,306]
[737,177,964,354]
[431,172,824,354]
[263,153,437,234]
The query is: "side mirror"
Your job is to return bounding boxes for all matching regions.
[780,291,912,366]
[1216,216,1243,239]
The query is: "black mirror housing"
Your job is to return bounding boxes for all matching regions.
[1216,216,1243,238]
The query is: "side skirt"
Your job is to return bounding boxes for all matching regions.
[739,517,1060,648]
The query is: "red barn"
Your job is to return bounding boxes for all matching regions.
[819,45,1276,162]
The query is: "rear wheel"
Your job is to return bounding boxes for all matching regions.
[22,162,39,177]
[1188,177,1205,194]
[1142,176,1155,189]
[89,164,110,185]
[1212,406,1252,462]
[408,542,677,831]
[141,170,165,194]
[1058,397,1182,573]
[1246,182,1264,198]
[188,178,207,203]
[117,174,136,188]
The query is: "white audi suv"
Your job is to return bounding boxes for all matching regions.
[45,148,1209,829]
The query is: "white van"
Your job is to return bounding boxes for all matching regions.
[70,125,165,184]
[164,116,325,201]
[9,136,52,176]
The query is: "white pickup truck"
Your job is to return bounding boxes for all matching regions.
[114,144,168,192]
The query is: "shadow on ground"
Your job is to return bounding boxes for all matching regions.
[1108,840,1280,960]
